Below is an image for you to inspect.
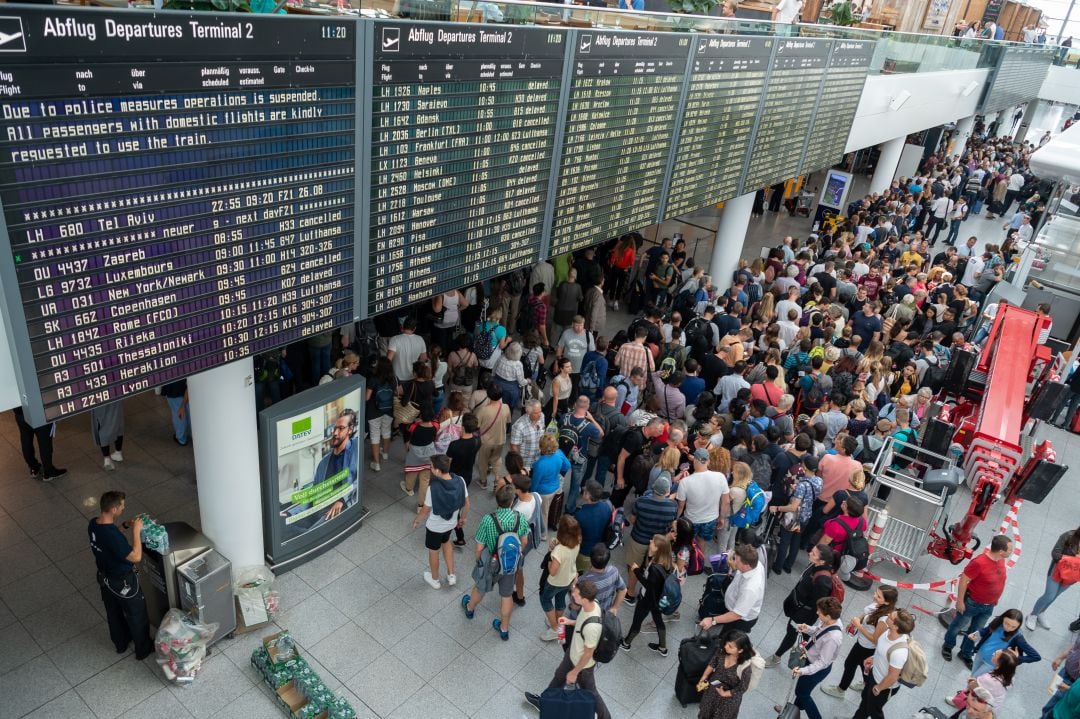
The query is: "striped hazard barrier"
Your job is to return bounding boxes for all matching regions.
[850,500,1024,600]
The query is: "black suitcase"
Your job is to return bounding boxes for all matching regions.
[547,490,565,531]
[675,633,717,707]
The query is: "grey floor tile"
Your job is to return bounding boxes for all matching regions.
[210,685,282,719]
[0,621,43,675]
[0,654,71,719]
[364,502,424,544]
[54,548,99,592]
[74,655,162,719]
[343,651,423,718]
[118,688,194,719]
[23,593,103,651]
[294,548,357,592]
[15,499,85,540]
[0,512,30,552]
[0,597,14,630]
[47,626,131,686]
[308,622,385,685]
[388,621,465,681]
[392,573,462,619]
[0,539,52,589]
[359,542,426,592]
[387,684,468,719]
[469,686,535,719]
[470,624,542,681]
[351,594,425,650]
[429,596,497,649]
[0,478,64,515]
[0,566,78,619]
[429,650,506,716]
[274,592,349,649]
[271,571,315,613]
[21,689,94,719]
[166,653,255,719]
[334,523,395,566]
[317,566,390,622]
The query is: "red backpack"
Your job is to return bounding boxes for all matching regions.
[813,568,845,603]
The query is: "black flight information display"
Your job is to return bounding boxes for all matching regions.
[549,31,689,257]
[801,40,874,174]
[664,36,771,220]
[0,8,356,423]
[742,38,829,193]
[368,23,565,316]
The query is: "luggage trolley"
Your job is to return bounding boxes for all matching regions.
[862,436,963,572]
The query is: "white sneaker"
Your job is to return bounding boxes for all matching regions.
[447,574,457,587]
[370,461,381,472]
[850,681,864,691]
[612,301,619,311]
[423,571,441,589]
[539,628,559,642]
[1027,614,1038,630]
[1037,614,1051,629]
[399,481,414,497]
[821,685,846,699]
[103,458,115,472]
[945,695,958,708]
[110,451,124,462]
[382,450,389,460]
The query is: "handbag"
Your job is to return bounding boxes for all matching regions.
[393,383,420,425]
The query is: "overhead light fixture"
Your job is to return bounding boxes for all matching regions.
[889,90,911,111]
[961,81,979,97]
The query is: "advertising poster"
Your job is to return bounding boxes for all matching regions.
[275,388,361,544]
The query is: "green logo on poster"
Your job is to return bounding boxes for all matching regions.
[291,416,313,441]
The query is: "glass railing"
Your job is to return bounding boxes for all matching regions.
[94,0,1071,75]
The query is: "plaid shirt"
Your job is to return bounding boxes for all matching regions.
[510,415,544,468]
[474,507,529,553]
[614,341,653,377]
[528,296,547,329]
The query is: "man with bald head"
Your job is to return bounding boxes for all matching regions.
[590,386,627,489]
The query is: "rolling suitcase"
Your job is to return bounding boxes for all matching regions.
[675,632,717,707]
[547,490,565,531]
[776,672,799,719]
[539,683,595,719]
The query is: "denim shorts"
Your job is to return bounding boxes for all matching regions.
[693,520,717,541]
[540,581,571,612]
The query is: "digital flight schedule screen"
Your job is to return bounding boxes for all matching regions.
[0,7,357,423]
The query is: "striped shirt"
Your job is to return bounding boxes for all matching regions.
[566,565,626,619]
[614,341,654,377]
[630,495,678,545]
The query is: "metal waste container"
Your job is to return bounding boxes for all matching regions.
[140,522,212,633]
[177,549,236,646]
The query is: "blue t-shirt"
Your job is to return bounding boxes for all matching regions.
[978,626,1011,665]
[575,500,613,555]
[88,520,134,577]
[680,375,706,406]
[532,450,570,495]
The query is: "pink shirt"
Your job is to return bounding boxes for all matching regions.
[818,454,862,499]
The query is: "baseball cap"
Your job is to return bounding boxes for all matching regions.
[692,447,710,463]
[652,476,672,495]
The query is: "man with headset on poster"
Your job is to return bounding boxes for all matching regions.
[88,490,153,660]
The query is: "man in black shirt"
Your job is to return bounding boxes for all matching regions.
[88,491,153,659]
[447,414,481,546]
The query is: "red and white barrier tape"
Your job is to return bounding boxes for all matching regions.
[851,500,1024,598]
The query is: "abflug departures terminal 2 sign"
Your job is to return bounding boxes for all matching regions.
[0,7,357,424]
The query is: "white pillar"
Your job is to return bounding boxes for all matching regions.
[1014,98,1040,144]
[189,357,265,568]
[710,191,755,289]
[870,137,906,194]
[951,115,975,156]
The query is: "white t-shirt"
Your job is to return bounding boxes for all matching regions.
[961,256,985,287]
[389,333,427,381]
[424,481,468,533]
[775,0,801,24]
[514,494,537,524]
[676,470,729,524]
[856,603,889,649]
[872,632,909,684]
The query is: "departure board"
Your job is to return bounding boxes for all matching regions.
[742,38,829,192]
[980,45,1055,114]
[663,36,772,220]
[368,23,565,315]
[549,31,689,257]
[0,8,356,423]
[801,40,874,174]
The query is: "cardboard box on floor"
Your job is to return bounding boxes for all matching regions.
[262,631,300,666]
[274,681,328,719]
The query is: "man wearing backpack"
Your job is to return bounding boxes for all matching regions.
[590,387,626,488]
[851,609,918,719]
[579,338,608,403]
[461,484,531,640]
[525,579,613,717]
[697,542,766,637]
[560,397,604,514]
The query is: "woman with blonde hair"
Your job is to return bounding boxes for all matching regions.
[858,341,885,376]
[539,515,581,641]
[721,461,752,551]
[652,446,687,489]
[620,533,676,657]
[755,292,776,324]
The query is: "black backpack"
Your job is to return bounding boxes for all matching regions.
[839,519,870,571]
[684,317,711,356]
[698,572,731,620]
[516,297,541,335]
[579,611,623,664]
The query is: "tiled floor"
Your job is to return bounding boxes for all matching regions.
[1,186,1074,718]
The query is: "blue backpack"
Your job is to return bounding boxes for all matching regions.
[374,382,395,413]
[730,481,766,529]
[579,360,600,400]
[489,512,523,576]
[657,567,682,615]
